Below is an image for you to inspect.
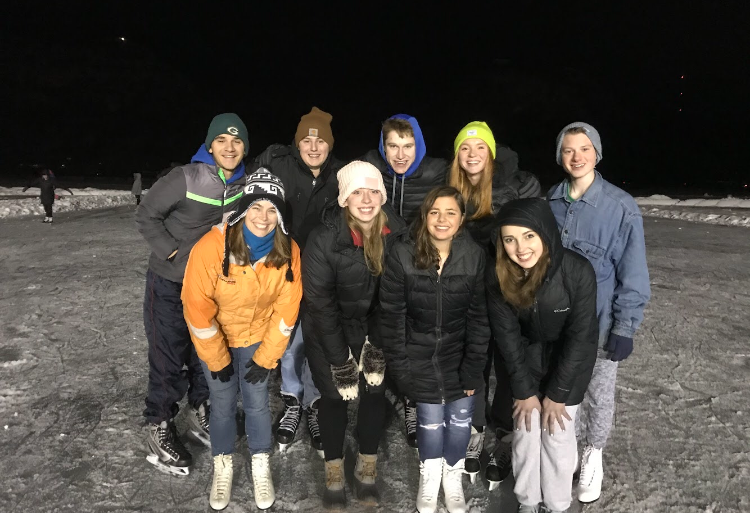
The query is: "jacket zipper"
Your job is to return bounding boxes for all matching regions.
[434,271,445,404]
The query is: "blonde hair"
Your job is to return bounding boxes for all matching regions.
[345,209,388,276]
[448,152,495,219]
[494,232,550,309]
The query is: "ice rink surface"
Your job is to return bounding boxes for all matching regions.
[0,206,748,512]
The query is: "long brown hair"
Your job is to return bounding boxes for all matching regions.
[227,222,291,269]
[495,231,550,309]
[413,186,465,270]
[448,153,494,220]
[345,209,388,276]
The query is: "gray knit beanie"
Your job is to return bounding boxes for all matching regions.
[555,122,602,165]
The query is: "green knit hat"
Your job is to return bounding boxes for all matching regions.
[453,121,496,159]
[205,113,249,156]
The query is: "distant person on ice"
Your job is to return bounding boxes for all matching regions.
[22,168,73,223]
[487,198,598,513]
[547,122,651,504]
[182,171,302,511]
[131,173,142,205]
[135,113,250,477]
[252,107,344,456]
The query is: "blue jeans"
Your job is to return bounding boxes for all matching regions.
[200,344,272,456]
[416,395,475,466]
[280,319,320,408]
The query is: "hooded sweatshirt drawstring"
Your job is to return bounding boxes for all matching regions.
[399,175,405,217]
[392,174,398,213]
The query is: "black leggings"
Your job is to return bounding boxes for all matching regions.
[318,376,386,460]
[473,338,514,434]
[43,202,53,217]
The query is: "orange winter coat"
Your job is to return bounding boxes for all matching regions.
[182,223,302,372]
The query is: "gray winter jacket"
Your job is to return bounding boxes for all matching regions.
[136,163,246,283]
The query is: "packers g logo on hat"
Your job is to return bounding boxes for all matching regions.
[227,126,239,135]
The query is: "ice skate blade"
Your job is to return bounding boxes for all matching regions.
[187,429,211,448]
[317,448,325,459]
[466,471,478,484]
[278,442,292,453]
[146,454,190,476]
[487,480,500,491]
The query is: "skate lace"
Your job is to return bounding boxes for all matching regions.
[466,431,484,460]
[579,446,596,484]
[212,455,232,499]
[252,454,272,498]
[307,406,320,439]
[279,404,301,434]
[156,423,184,460]
[405,404,417,435]
[492,443,511,468]
[326,461,344,487]
[443,466,465,502]
[195,404,210,433]
[418,462,440,499]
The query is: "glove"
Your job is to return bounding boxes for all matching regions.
[331,349,359,400]
[244,359,271,384]
[358,337,385,386]
[211,361,234,382]
[605,334,633,362]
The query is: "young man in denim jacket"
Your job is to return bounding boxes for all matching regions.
[547,122,651,504]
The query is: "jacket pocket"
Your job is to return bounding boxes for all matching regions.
[572,240,606,264]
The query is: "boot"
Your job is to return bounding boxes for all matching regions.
[323,458,346,510]
[354,453,379,505]
[442,458,467,513]
[465,426,484,483]
[209,454,233,511]
[577,445,603,503]
[416,458,442,513]
[251,452,275,510]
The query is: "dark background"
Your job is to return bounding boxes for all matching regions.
[3,1,749,194]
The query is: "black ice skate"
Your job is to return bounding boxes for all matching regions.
[465,426,485,483]
[486,435,512,491]
[186,401,211,448]
[306,399,324,458]
[276,394,301,452]
[146,420,192,476]
[404,400,418,449]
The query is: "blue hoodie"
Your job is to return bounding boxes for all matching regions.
[191,145,246,185]
[378,114,427,179]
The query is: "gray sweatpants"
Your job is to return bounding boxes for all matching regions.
[513,405,578,512]
[576,353,619,449]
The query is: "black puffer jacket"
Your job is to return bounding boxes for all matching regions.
[361,150,448,225]
[379,230,490,404]
[301,202,407,399]
[463,172,518,252]
[495,145,542,199]
[253,144,344,250]
[487,198,598,405]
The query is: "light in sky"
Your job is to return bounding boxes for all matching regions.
[120,37,126,42]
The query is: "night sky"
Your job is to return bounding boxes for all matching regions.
[3,1,749,192]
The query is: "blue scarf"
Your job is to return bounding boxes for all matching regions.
[242,224,275,263]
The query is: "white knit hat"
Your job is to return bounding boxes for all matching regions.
[337,161,387,207]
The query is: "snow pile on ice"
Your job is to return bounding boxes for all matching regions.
[635,194,750,208]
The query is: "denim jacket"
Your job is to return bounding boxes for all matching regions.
[548,172,651,346]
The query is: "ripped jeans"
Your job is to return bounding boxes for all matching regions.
[416,395,475,466]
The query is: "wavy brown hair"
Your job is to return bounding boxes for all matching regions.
[382,117,414,141]
[227,221,291,269]
[495,231,550,309]
[413,186,465,270]
[346,209,388,276]
[448,152,494,220]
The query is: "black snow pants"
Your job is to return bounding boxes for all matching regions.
[473,337,515,434]
[43,201,53,218]
[143,269,209,424]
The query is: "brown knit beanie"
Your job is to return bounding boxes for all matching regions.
[294,107,334,148]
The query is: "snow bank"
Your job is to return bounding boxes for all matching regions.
[635,194,750,208]
[0,187,134,218]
